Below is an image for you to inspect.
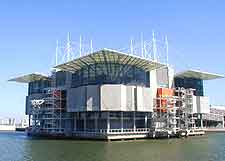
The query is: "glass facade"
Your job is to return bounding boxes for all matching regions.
[56,71,66,87]
[71,63,150,88]
[174,78,204,96]
[74,111,151,132]
[27,63,151,95]
[28,80,51,94]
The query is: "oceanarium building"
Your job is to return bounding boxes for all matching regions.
[10,48,224,140]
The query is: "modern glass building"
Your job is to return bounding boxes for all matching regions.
[9,49,224,140]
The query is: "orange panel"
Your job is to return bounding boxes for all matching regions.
[157,88,174,97]
[156,88,174,111]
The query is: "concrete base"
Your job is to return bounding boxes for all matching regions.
[205,128,225,133]
[27,129,207,140]
[27,131,150,140]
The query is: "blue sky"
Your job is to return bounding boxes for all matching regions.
[0,0,225,119]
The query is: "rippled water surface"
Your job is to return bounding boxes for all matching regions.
[0,132,223,161]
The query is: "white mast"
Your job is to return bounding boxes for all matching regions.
[165,35,169,65]
[66,32,72,62]
[130,38,134,55]
[79,35,82,57]
[55,40,59,66]
[141,32,144,58]
[90,39,93,53]
[152,30,157,61]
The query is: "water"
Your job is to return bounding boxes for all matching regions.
[0,132,223,161]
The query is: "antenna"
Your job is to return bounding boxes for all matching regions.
[66,32,73,62]
[90,39,93,53]
[79,35,82,57]
[152,30,157,61]
[141,32,144,57]
[144,41,147,59]
[165,35,169,65]
[130,38,134,55]
[55,40,59,66]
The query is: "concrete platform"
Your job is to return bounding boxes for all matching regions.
[205,128,225,132]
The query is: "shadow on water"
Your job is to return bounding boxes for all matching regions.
[0,131,218,161]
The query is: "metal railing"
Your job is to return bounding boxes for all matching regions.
[73,128,150,135]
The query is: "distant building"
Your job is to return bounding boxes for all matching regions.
[0,117,16,131]
[203,105,225,128]
[16,117,29,129]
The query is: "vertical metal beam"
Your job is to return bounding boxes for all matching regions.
[84,113,86,131]
[121,112,124,132]
[107,112,110,133]
[133,112,136,132]
[130,38,134,55]
[90,39,93,53]
[141,32,144,57]
[223,118,225,128]
[152,31,157,61]
[28,114,31,127]
[95,112,98,132]
[79,35,82,57]
[74,113,77,132]
[55,40,59,66]
[165,35,169,65]
[200,114,203,128]
[145,113,148,129]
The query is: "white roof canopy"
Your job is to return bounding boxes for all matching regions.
[8,73,50,83]
[175,70,224,80]
[54,48,165,72]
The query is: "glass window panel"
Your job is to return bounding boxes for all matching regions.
[71,63,150,87]
[174,78,204,96]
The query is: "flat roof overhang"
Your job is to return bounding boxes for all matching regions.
[8,73,50,83]
[54,48,166,72]
[175,70,224,80]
